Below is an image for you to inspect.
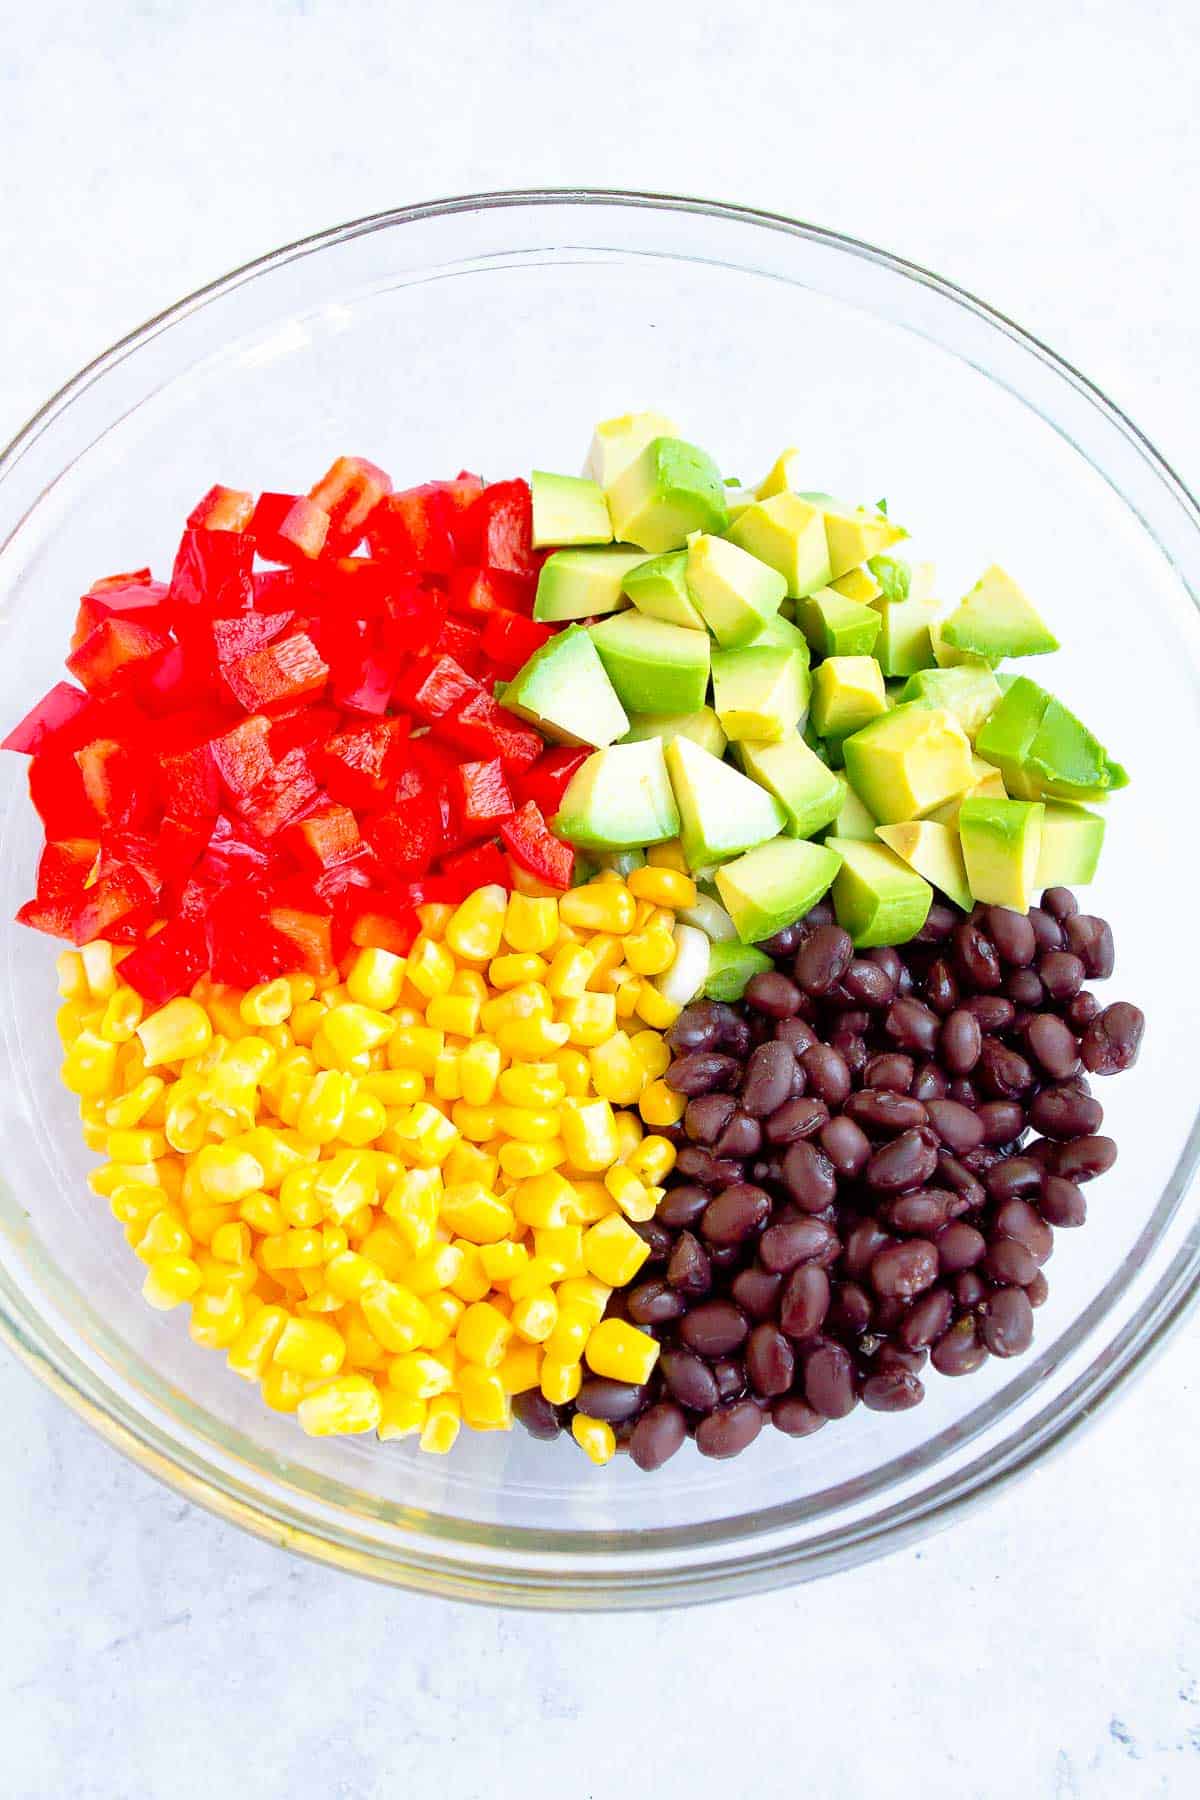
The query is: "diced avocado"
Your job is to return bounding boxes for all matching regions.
[1035,802,1106,887]
[703,941,774,999]
[724,486,759,524]
[533,547,651,621]
[814,502,906,582]
[738,735,842,839]
[959,796,1045,911]
[754,447,803,499]
[531,471,613,548]
[501,624,629,747]
[711,646,809,743]
[685,534,788,647]
[875,821,972,913]
[553,739,680,851]
[925,754,1008,826]
[588,614,710,716]
[621,551,706,631]
[842,703,975,824]
[930,619,979,668]
[715,838,843,945]
[622,706,728,758]
[587,411,680,489]
[974,676,1125,803]
[727,493,833,599]
[798,588,882,659]
[665,734,787,869]
[811,656,888,739]
[899,663,1003,740]
[828,773,879,841]
[940,565,1059,664]
[874,598,941,677]
[866,554,911,604]
[607,437,729,553]
[751,611,811,660]
[827,837,933,948]
[830,566,882,606]
[908,562,937,601]
[973,675,1047,790]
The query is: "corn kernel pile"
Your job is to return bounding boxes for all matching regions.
[55,867,701,1465]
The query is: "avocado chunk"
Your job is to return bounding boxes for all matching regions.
[842,703,975,824]
[959,796,1045,910]
[501,624,629,748]
[685,533,788,647]
[587,411,680,489]
[533,547,651,622]
[874,597,941,677]
[607,437,729,553]
[531,471,613,548]
[1035,802,1106,887]
[588,613,710,716]
[974,675,1126,803]
[711,646,810,743]
[827,774,879,841]
[622,706,728,758]
[827,837,934,947]
[715,837,843,945]
[925,754,1008,825]
[751,611,811,658]
[816,503,906,582]
[727,493,833,599]
[703,942,774,999]
[929,619,979,668]
[875,820,972,913]
[866,554,912,605]
[553,739,680,850]
[665,734,787,869]
[830,566,883,607]
[798,588,882,659]
[899,663,1002,740]
[621,551,706,630]
[939,565,1059,664]
[811,656,888,739]
[754,447,803,499]
[738,734,842,839]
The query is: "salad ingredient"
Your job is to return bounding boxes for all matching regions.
[938,566,1059,664]
[736,736,841,840]
[500,625,629,747]
[726,493,833,599]
[873,596,941,678]
[606,438,729,553]
[899,664,1003,740]
[588,614,711,716]
[958,797,1046,912]
[798,588,881,659]
[553,741,680,851]
[713,838,843,944]
[841,705,975,824]
[621,551,707,631]
[810,655,888,739]
[1035,803,1106,887]
[874,821,973,914]
[530,472,613,548]
[710,645,810,744]
[586,411,680,489]
[664,735,787,868]
[622,707,728,758]
[684,533,788,647]
[826,836,934,947]
[532,547,649,621]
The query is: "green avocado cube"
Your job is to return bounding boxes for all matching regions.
[842,703,975,824]
[715,837,843,945]
[798,588,882,659]
[827,774,879,841]
[531,471,613,548]
[750,610,811,657]
[501,624,629,748]
[973,675,1047,790]
[737,735,842,839]
[533,547,651,622]
[607,437,729,553]
[899,663,1003,740]
[875,821,972,913]
[621,706,728,759]
[830,566,883,607]
[827,837,934,948]
[727,493,833,599]
[552,739,680,851]
[874,597,941,677]
[621,551,707,631]
[587,613,710,716]
[940,565,1059,664]
[974,676,1126,803]
[811,656,888,739]
[703,942,774,1000]
[959,796,1045,910]
[817,503,906,582]
[930,619,980,668]
[665,735,787,869]
[754,447,804,499]
[1035,801,1106,887]
[587,411,679,489]
[685,534,788,647]
[711,646,810,743]
[925,755,1008,825]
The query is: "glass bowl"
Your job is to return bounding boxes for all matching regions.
[1,190,1198,1610]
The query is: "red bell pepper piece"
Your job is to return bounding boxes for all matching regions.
[267,904,335,980]
[235,747,323,837]
[307,457,393,556]
[204,882,295,987]
[515,746,589,818]
[169,526,254,615]
[72,839,160,945]
[328,640,402,716]
[364,798,442,879]
[160,739,221,822]
[2,682,90,755]
[317,716,408,810]
[288,802,363,872]
[466,479,539,579]
[439,840,513,897]
[156,814,213,898]
[447,566,537,621]
[195,813,272,885]
[119,900,210,1003]
[66,617,173,696]
[251,568,300,611]
[346,905,420,956]
[480,608,553,672]
[211,609,296,667]
[366,483,461,574]
[223,631,329,714]
[394,654,479,725]
[434,689,542,770]
[455,758,515,836]
[430,472,488,562]
[28,745,102,838]
[186,486,255,532]
[210,715,275,803]
[500,800,574,889]
[72,578,170,652]
[136,641,215,716]
[15,838,98,940]
[249,493,332,564]
[433,615,484,677]
[88,567,153,594]
[75,738,156,828]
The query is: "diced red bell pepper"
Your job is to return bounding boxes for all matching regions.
[28,746,102,838]
[210,715,275,803]
[160,739,221,822]
[328,640,402,716]
[431,472,488,562]
[156,814,213,898]
[72,579,171,652]
[15,838,98,939]
[439,840,513,898]
[72,840,160,945]
[223,631,329,714]
[205,883,296,987]
[2,682,90,755]
[267,904,335,980]
[194,812,272,885]
[249,493,330,564]
[515,746,589,818]
[466,479,539,579]
[235,747,323,837]
[136,641,215,716]
[119,902,210,1004]
[318,716,408,810]
[455,758,515,836]
[379,574,449,655]
[393,654,479,725]
[75,738,157,829]
[480,608,553,672]
[447,566,538,622]
[339,885,422,956]
[211,609,296,667]
[169,526,254,615]
[266,704,340,762]
[500,800,574,890]
[88,567,153,594]
[364,798,442,879]
[366,483,461,574]
[251,568,301,612]
[186,486,255,532]
[66,617,173,696]
[307,457,393,557]
[434,689,542,769]
[288,802,363,872]
[433,615,484,677]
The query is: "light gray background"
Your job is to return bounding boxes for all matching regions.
[3,3,1198,1796]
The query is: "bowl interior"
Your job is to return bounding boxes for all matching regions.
[1,196,1198,1603]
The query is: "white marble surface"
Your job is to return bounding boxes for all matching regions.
[3,3,1199,1794]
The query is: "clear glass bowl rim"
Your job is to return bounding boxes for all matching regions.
[2,187,1198,1610]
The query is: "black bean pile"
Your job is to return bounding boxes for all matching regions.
[513,886,1145,1470]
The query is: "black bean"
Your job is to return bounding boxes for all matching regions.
[881,1188,953,1235]
[900,1286,954,1350]
[803,1342,859,1418]
[935,1221,986,1272]
[683,1093,736,1145]
[980,1287,1034,1357]
[827,1280,873,1336]
[862,1369,925,1411]
[983,1235,1039,1287]
[730,1264,783,1320]
[874,1343,928,1376]
[940,1008,983,1074]
[633,1217,673,1263]
[923,1097,985,1154]
[922,957,960,1016]
[937,1153,986,1212]
[976,1100,1026,1146]
[1051,1134,1117,1184]
[1065,913,1114,979]
[655,1183,710,1230]
[978,1037,1036,1099]
[865,946,904,989]
[1081,1002,1144,1075]
[659,1349,720,1412]
[986,906,1037,967]
[841,959,894,1008]
[771,1397,828,1436]
[744,970,803,1018]
[799,1043,852,1107]
[871,1239,938,1300]
[781,1140,839,1211]
[794,924,855,995]
[761,1214,839,1273]
[755,921,805,957]
[910,1062,948,1103]
[931,1316,989,1376]
[702,1183,771,1247]
[1038,950,1085,1002]
[1027,1269,1050,1307]
[916,902,959,943]
[711,1004,753,1056]
[1005,968,1045,1009]
[953,1270,987,1309]
[666,1231,712,1295]
[627,1279,688,1325]
[666,1002,723,1053]
[991,1197,1054,1264]
[711,1357,748,1403]
[778,1263,832,1339]
[679,1299,748,1357]
[714,1112,763,1160]
[954,919,1003,990]
[774,1016,818,1055]
[1029,1084,1102,1141]
[512,1390,563,1439]
[740,1040,796,1117]
[884,997,941,1055]
[696,1400,763,1458]
[1041,886,1078,920]
[1029,907,1066,954]
[829,1029,867,1078]
[746,1323,796,1396]
[576,1377,649,1424]
[764,1095,829,1144]
[845,1089,929,1134]
[1065,990,1101,1030]
[865,1128,938,1193]
[666,1051,741,1096]
[984,1155,1044,1203]
[802,898,837,931]
[1040,1175,1087,1227]
[945,1076,979,1108]
[818,1113,872,1177]
[1026,1013,1081,1081]
[629,1403,687,1471]
[962,995,1016,1032]
[673,1146,721,1186]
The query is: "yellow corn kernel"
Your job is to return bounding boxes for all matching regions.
[612,1110,643,1161]
[78,939,116,999]
[505,1258,562,1307]
[623,928,676,977]
[560,1098,620,1172]
[425,994,480,1039]
[584,932,626,985]
[382,1348,450,1400]
[627,864,697,908]
[451,1038,497,1108]
[415,901,453,940]
[136,998,212,1067]
[286,999,326,1049]
[544,1301,591,1363]
[565,1178,616,1223]
[585,1317,661,1384]
[104,1127,166,1165]
[510,1287,558,1344]
[534,1225,585,1278]
[297,1374,383,1437]
[376,1391,427,1440]
[547,1049,586,1101]
[559,881,637,934]
[457,1365,512,1431]
[60,1029,119,1098]
[141,1254,203,1310]
[497,1138,565,1179]
[236,979,291,1030]
[627,1133,677,1183]
[511,1171,577,1229]
[273,1317,346,1378]
[319,1003,396,1066]
[260,1228,325,1272]
[325,1250,382,1302]
[386,1025,444,1076]
[104,1076,165,1130]
[639,1076,686,1127]
[110,1182,168,1230]
[56,1000,96,1048]
[402,1101,460,1167]
[456,1300,513,1367]
[360,1282,428,1353]
[406,934,456,999]
[556,1276,612,1325]
[99,986,143,1045]
[81,1119,109,1152]
[446,1241,490,1304]
[439,1183,514,1245]
[236,1191,282,1236]
[420,1289,465,1351]
[419,1393,461,1453]
[630,1030,671,1081]
[635,982,681,1030]
[502,891,557,953]
[444,883,507,963]
[338,1091,388,1148]
[89,1159,158,1198]
[497,1062,562,1108]
[546,943,593,1000]
[360,1068,425,1107]
[260,1363,307,1413]
[343,946,405,1010]
[494,1104,559,1145]
[135,1209,192,1262]
[450,1100,500,1144]
[614,981,641,1021]
[382,1166,442,1254]
[572,1414,616,1466]
[498,1014,571,1059]
[191,1141,265,1202]
[540,1357,582,1405]
[556,992,617,1047]
[290,1071,348,1147]
[487,952,546,991]
[278,1167,321,1228]
[603,1162,656,1223]
[432,1050,462,1102]
[498,1340,543,1394]
[443,1142,499,1191]
[479,1240,529,1283]
[339,1305,387,1371]
[56,948,89,1001]
[187,1282,245,1346]
[226,1304,287,1379]
[403,1245,463,1296]
[586,1032,644,1105]
[584,1213,651,1287]
[210,1220,252,1265]
[645,838,688,871]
